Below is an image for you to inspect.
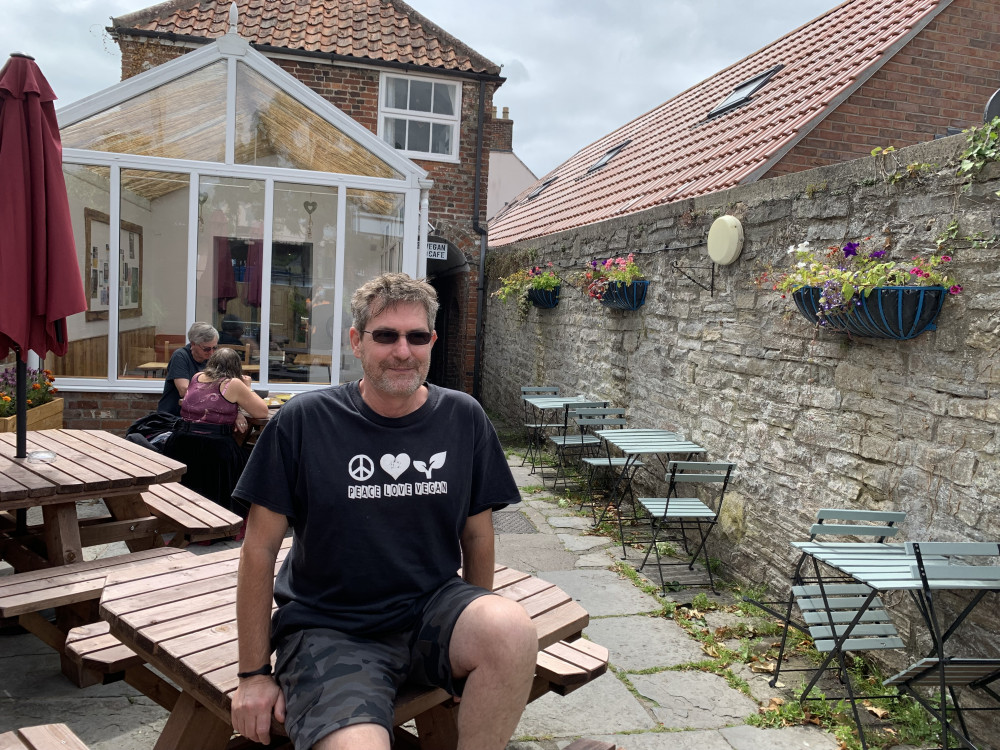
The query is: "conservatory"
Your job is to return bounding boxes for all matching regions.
[51,27,431,393]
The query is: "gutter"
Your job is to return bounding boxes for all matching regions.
[471,79,488,402]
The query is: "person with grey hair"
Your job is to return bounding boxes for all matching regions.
[157,321,219,416]
[231,273,536,750]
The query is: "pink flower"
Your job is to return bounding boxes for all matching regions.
[949,285,963,294]
[940,256,952,262]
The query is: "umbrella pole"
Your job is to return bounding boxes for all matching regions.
[15,346,26,458]
[14,347,28,535]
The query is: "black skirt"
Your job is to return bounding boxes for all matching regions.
[163,421,250,517]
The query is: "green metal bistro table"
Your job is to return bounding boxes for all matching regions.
[593,428,706,553]
[792,540,1000,750]
[520,395,592,474]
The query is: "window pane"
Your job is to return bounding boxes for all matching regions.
[383,117,407,150]
[342,190,404,382]
[268,183,338,386]
[117,170,190,380]
[408,120,430,153]
[432,83,455,115]
[385,77,408,109]
[236,63,403,178]
[45,164,111,379]
[61,62,227,162]
[409,80,432,112]
[196,176,265,381]
[431,123,452,155]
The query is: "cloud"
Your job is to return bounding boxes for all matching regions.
[1,0,836,174]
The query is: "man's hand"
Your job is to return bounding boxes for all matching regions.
[231,675,285,744]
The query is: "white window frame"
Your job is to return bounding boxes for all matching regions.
[378,71,462,163]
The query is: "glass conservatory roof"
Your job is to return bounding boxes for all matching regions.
[62,61,228,162]
[59,35,412,183]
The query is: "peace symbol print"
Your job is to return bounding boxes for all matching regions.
[349,454,374,481]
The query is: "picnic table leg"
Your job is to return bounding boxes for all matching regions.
[153,692,233,750]
[412,702,460,750]
[41,503,84,565]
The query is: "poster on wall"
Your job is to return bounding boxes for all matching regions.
[85,208,143,321]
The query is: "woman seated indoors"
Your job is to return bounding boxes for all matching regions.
[164,347,268,531]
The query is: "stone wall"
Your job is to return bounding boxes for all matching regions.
[482,134,1000,702]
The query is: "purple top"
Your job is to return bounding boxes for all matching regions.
[180,376,239,425]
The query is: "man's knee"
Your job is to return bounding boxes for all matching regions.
[451,596,537,673]
[314,723,390,750]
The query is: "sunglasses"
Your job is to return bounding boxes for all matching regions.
[199,345,218,352]
[363,329,433,346]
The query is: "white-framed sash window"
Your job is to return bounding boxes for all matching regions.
[379,72,461,162]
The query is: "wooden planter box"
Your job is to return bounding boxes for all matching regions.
[0,398,64,433]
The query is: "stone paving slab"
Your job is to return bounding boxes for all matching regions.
[583,615,707,671]
[535,569,663,617]
[514,672,657,739]
[547,516,593,530]
[719,724,841,749]
[559,533,612,552]
[591,729,735,749]
[629,671,758,730]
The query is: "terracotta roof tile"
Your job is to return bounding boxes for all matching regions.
[111,0,500,75]
[489,0,948,245]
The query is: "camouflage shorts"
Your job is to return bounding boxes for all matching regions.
[275,578,491,748]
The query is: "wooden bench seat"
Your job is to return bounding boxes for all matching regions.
[0,547,193,623]
[0,547,193,688]
[140,482,243,546]
[66,618,608,732]
[0,723,91,750]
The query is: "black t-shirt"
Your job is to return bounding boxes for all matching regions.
[157,345,204,415]
[233,382,520,641]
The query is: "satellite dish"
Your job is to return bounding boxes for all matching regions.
[706,216,744,265]
[986,88,1000,123]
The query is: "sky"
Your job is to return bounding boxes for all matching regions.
[3,0,836,177]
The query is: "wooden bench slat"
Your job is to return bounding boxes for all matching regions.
[0,547,192,617]
[0,724,91,750]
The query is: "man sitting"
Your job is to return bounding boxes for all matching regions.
[156,322,219,417]
[231,273,538,749]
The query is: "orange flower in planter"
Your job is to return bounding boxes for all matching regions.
[0,367,57,418]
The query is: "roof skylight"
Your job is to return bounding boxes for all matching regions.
[526,176,557,200]
[707,64,783,119]
[586,139,631,173]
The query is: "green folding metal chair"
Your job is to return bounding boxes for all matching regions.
[638,460,735,593]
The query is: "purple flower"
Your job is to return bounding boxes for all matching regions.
[842,242,860,257]
[949,285,963,294]
[869,250,886,259]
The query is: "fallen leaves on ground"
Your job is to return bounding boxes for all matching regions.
[863,700,890,719]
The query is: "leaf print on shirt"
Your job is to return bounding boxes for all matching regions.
[414,452,446,479]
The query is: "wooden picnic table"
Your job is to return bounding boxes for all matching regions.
[0,429,187,569]
[0,428,244,686]
[99,541,603,750]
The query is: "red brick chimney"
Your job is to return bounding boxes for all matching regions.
[493,105,513,152]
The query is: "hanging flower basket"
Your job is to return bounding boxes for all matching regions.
[599,280,650,311]
[792,286,946,340]
[527,286,560,309]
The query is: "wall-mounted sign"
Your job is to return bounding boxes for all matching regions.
[426,241,448,260]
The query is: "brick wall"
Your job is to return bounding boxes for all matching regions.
[115,38,498,395]
[482,136,1000,740]
[61,391,160,434]
[766,0,1000,177]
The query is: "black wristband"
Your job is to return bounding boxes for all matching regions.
[237,664,272,679]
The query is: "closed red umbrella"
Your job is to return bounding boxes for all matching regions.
[0,53,87,456]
